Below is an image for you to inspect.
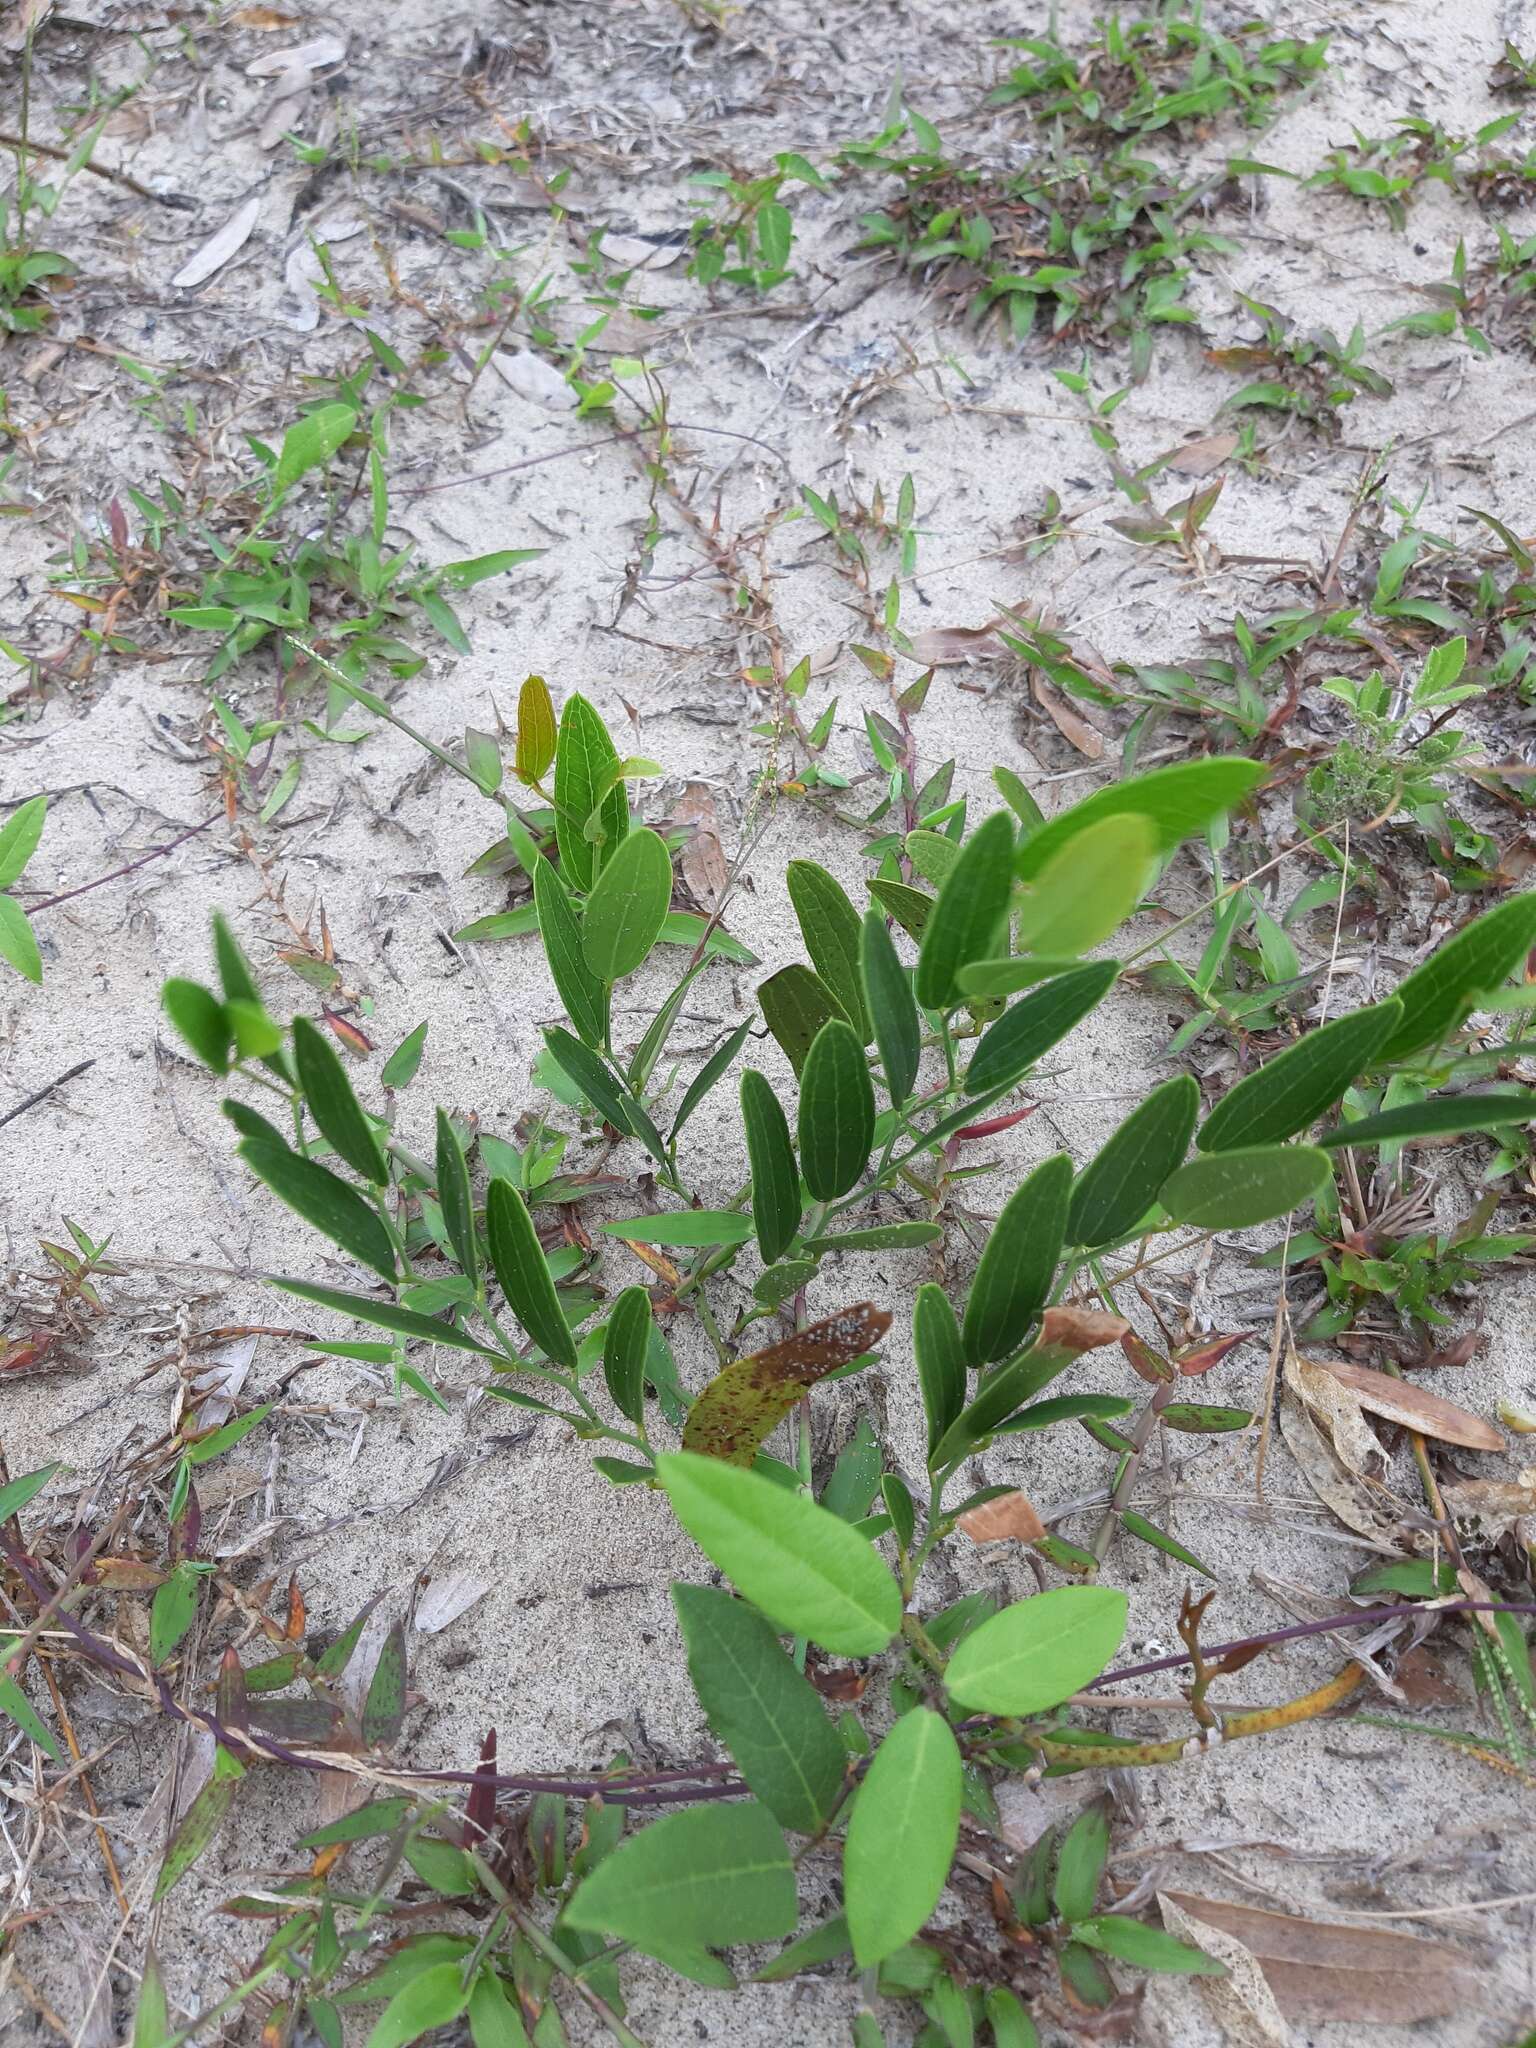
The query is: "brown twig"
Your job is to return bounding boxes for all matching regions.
[0,129,193,208]
[0,1059,94,1133]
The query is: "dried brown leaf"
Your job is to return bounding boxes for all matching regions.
[673,782,729,912]
[1284,1347,1388,1481]
[246,34,347,75]
[172,198,261,290]
[1163,432,1241,476]
[906,622,1005,666]
[1,0,53,54]
[1314,1359,1504,1451]
[1161,1893,1480,2024]
[1440,1467,1536,1544]
[1156,1892,1292,2047]
[1038,1306,1131,1355]
[1277,1383,1410,1550]
[958,1489,1047,1546]
[680,1302,893,1464]
[1033,674,1104,759]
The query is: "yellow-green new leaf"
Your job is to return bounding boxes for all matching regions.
[1015,756,1264,881]
[844,1709,962,1965]
[945,1586,1127,1715]
[514,672,557,785]
[1015,812,1155,956]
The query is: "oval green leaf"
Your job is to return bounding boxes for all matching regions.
[844,1708,962,1966]
[293,1015,388,1183]
[759,962,845,1078]
[1160,1143,1331,1229]
[658,1451,901,1655]
[742,1067,802,1264]
[486,1176,576,1370]
[533,853,609,1049]
[601,1209,754,1247]
[913,1282,966,1461]
[1015,812,1155,957]
[787,861,870,1041]
[965,961,1119,1094]
[798,1018,875,1201]
[554,692,627,892]
[861,907,920,1106]
[238,1140,396,1281]
[914,810,1016,1010]
[1015,756,1265,881]
[962,1152,1071,1366]
[1198,998,1404,1153]
[1068,1074,1198,1248]
[1318,1090,1536,1149]
[563,1799,796,1955]
[581,826,673,981]
[602,1284,652,1427]
[1378,891,1536,1062]
[944,1586,1128,1715]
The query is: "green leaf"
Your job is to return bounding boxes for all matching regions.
[1121,1509,1216,1579]
[658,1451,901,1655]
[434,1109,479,1291]
[1319,1091,1536,1148]
[155,1745,243,1899]
[133,1954,171,2048]
[1073,1915,1226,1976]
[0,895,42,985]
[804,1222,942,1252]
[601,1210,754,1246]
[868,876,934,941]
[955,955,1085,998]
[1160,1144,1331,1228]
[1199,999,1404,1152]
[759,962,844,1077]
[468,1967,530,2048]
[0,794,46,888]
[150,1561,204,1665]
[1379,892,1536,1061]
[486,1177,576,1369]
[1160,1403,1253,1434]
[915,811,1016,1009]
[913,1284,966,1461]
[554,693,627,891]
[680,1304,892,1467]
[944,1586,1127,1715]
[671,1020,753,1140]
[239,1140,397,1281]
[271,1278,505,1358]
[861,908,920,1107]
[787,861,870,1040]
[365,1962,470,2048]
[752,1915,852,1982]
[1016,757,1263,880]
[515,673,557,786]
[542,1027,668,1166]
[184,1400,274,1466]
[162,978,231,1073]
[362,1622,407,1746]
[1016,813,1155,956]
[1053,1798,1110,1923]
[962,1152,1071,1365]
[0,1664,59,1757]
[301,1797,415,1847]
[0,1464,60,1524]
[438,548,543,589]
[293,1016,388,1183]
[673,1585,845,1833]
[1068,1075,1198,1248]
[741,1068,802,1264]
[581,826,673,980]
[798,1019,875,1200]
[844,1709,962,1966]
[532,853,609,1049]
[381,1020,428,1089]
[272,403,357,496]
[602,1286,651,1428]
[965,962,1119,1093]
[984,1986,1040,2048]
[563,1800,796,1956]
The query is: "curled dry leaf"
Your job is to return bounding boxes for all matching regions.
[680,1302,893,1465]
[172,198,261,289]
[1156,1891,1292,2048]
[1440,1466,1536,1546]
[1160,1893,1480,2025]
[672,782,729,913]
[1284,1346,1388,1482]
[906,622,1006,666]
[1033,674,1104,759]
[493,350,578,411]
[1313,1358,1504,1452]
[246,34,347,75]
[1278,1384,1410,1551]
[958,1489,1047,1546]
[413,1572,492,1635]
[1037,1306,1132,1355]
[1162,432,1241,476]
[597,232,686,271]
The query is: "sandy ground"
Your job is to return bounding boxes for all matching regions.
[3,0,1536,2042]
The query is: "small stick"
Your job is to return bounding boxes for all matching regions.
[0,1058,94,1133]
[0,129,194,209]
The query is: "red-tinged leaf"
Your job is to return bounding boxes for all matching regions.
[680,1303,894,1465]
[323,1008,374,1056]
[1174,1331,1251,1378]
[952,1105,1037,1143]
[154,1746,244,1900]
[1121,1331,1174,1383]
[216,1647,249,1731]
[464,1728,497,1846]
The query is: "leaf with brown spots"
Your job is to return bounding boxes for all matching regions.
[680,1303,893,1465]
[673,782,729,912]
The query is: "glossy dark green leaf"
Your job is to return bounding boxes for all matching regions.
[759,963,844,1077]
[434,1109,478,1291]
[239,1140,396,1281]
[564,1800,795,1966]
[964,962,1119,1094]
[787,861,870,1041]
[272,1278,505,1358]
[1015,757,1264,881]
[671,1020,753,1142]
[486,1176,576,1370]
[603,1285,651,1428]
[861,908,920,1106]
[293,1016,388,1183]
[162,978,232,1074]
[913,1283,965,1460]
[532,853,608,1049]
[741,1068,802,1264]
[553,692,627,891]
[1378,892,1536,1062]
[1198,998,1404,1152]
[1160,1143,1330,1228]
[867,876,933,940]
[542,1027,668,1166]
[844,1709,962,1966]
[1068,1074,1198,1248]
[914,810,1015,1009]
[581,826,673,980]
[673,1585,844,1834]
[1319,1091,1536,1148]
[962,1152,1071,1365]
[154,1745,243,1900]
[798,1019,875,1200]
